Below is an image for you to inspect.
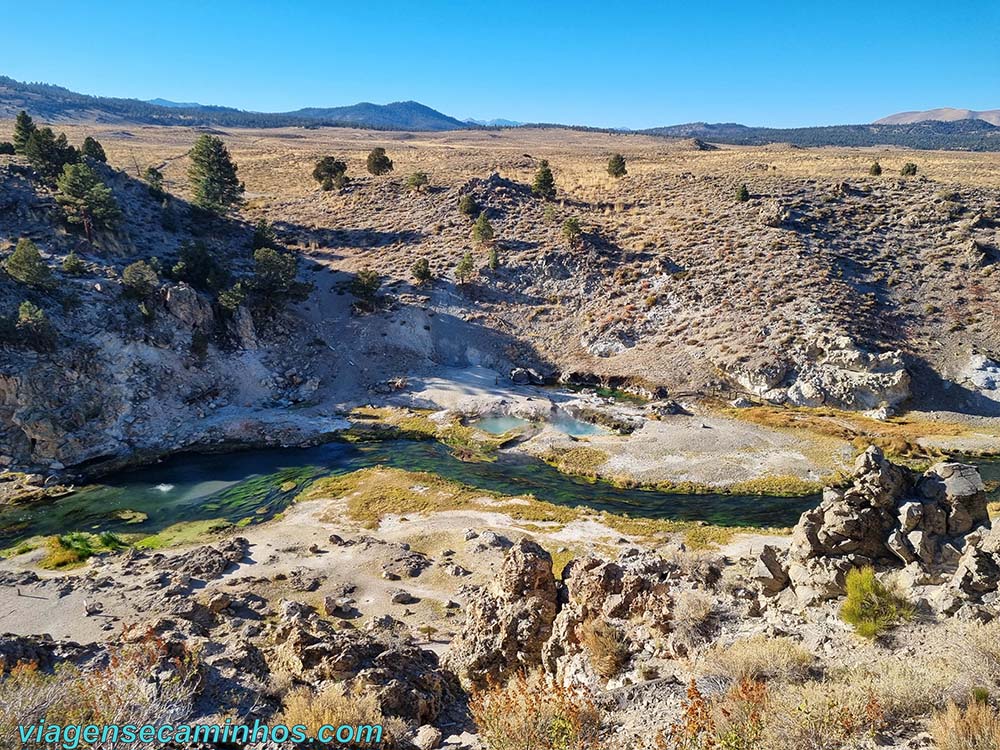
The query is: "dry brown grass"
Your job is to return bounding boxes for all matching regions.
[931,701,1000,750]
[579,619,629,678]
[279,683,408,748]
[697,635,813,684]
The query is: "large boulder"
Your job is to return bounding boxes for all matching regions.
[444,539,558,687]
[757,447,993,608]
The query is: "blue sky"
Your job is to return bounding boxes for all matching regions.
[3,0,998,128]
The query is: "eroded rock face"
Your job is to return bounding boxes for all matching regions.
[756,446,996,612]
[443,538,558,687]
[726,335,910,411]
[542,550,677,686]
[266,601,455,725]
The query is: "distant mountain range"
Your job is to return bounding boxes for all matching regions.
[2,75,1000,150]
[876,107,1000,127]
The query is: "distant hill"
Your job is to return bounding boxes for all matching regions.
[876,108,1000,126]
[465,118,524,127]
[0,76,467,131]
[641,119,1000,151]
[146,97,205,109]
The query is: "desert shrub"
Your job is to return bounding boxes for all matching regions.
[411,257,432,284]
[931,700,1000,750]
[698,635,812,684]
[562,217,582,247]
[736,183,750,202]
[188,134,243,214]
[670,591,715,656]
[760,679,885,750]
[471,671,602,750]
[4,238,52,287]
[839,566,914,638]
[580,619,629,678]
[471,213,495,246]
[532,160,556,200]
[869,160,883,176]
[122,260,160,300]
[657,678,767,750]
[279,683,407,748]
[901,162,918,176]
[458,194,479,218]
[407,171,429,192]
[62,251,86,276]
[366,147,393,176]
[607,153,626,178]
[81,136,107,163]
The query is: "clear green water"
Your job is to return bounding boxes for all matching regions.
[473,416,531,434]
[0,441,827,546]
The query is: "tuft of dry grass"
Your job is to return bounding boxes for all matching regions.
[579,619,629,678]
[697,635,812,684]
[931,701,1000,750]
[279,683,408,748]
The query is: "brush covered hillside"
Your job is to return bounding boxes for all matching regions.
[1,118,1000,473]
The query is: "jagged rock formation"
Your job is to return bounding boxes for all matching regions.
[755,446,998,616]
[443,538,558,687]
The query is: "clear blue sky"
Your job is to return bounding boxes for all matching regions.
[3,0,998,128]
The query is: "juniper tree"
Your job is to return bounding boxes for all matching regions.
[122,260,160,300]
[562,217,582,248]
[531,160,556,200]
[407,172,429,192]
[62,251,86,276]
[736,183,750,202]
[458,194,479,219]
[12,111,36,154]
[0,142,14,155]
[366,147,393,176]
[351,267,381,301]
[56,162,121,240]
[869,161,883,176]
[471,213,495,246]
[251,219,277,250]
[607,153,627,178]
[16,301,55,351]
[488,246,499,271]
[411,257,432,284]
[901,162,918,177]
[312,157,348,191]
[171,241,228,291]
[81,136,107,163]
[143,165,165,197]
[4,238,52,288]
[188,135,243,214]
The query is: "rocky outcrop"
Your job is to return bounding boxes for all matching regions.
[444,538,558,687]
[726,335,910,411]
[755,446,997,613]
[542,550,677,686]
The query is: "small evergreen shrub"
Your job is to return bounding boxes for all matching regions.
[901,162,918,176]
[869,160,883,176]
[458,194,479,218]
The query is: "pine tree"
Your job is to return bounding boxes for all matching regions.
[736,183,750,202]
[143,165,165,197]
[366,147,393,176]
[122,260,160,300]
[407,172,429,192]
[16,301,55,351]
[4,238,52,288]
[351,268,381,301]
[12,111,36,154]
[562,217,582,248]
[24,128,79,183]
[471,213,495,246]
[171,241,228,291]
[532,160,556,200]
[188,135,244,214]
[607,153,627,178]
[56,163,121,240]
[81,136,107,163]
[251,219,277,250]
[458,194,479,218]
[62,252,87,276]
[455,252,475,284]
